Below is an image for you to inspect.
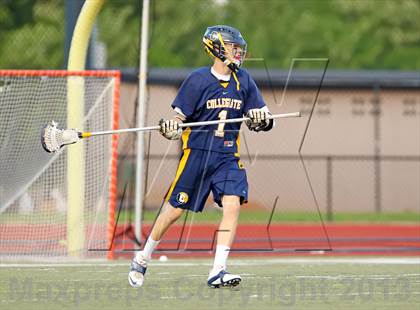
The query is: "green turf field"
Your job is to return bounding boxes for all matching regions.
[1,258,419,310]
[140,210,420,224]
[1,210,419,224]
[131,210,420,224]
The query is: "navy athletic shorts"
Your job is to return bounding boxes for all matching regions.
[165,148,248,212]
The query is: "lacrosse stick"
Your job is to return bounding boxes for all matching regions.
[41,111,301,153]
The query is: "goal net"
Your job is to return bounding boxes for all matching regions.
[0,70,119,260]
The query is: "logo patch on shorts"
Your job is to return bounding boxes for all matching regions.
[224,140,234,147]
[176,192,189,204]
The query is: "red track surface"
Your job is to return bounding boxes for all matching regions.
[114,223,420,258]
[1,223,419,257]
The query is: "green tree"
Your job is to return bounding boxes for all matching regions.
[0,0,36,31]
[0,0,418,70]
[0,0,64,69]
[97,0,141,68]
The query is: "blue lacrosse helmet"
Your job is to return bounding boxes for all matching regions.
[202,25,247,72]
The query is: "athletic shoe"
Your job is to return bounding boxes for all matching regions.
[128,253,149,288]
[207,269,241,288]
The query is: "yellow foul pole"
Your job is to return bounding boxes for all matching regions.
[67,0,104,257]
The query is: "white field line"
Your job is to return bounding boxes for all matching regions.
[248,292,420,299]
[0,257,419,268]
[294,273,420,279]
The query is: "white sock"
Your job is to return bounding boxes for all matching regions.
[137,237,160,261]
[212,245,230,272]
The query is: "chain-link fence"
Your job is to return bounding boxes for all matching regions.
[0,0,140,69]
[0,0,65,69]
[1,0,418,220]
[1,0,419,70]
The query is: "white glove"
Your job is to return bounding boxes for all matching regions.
[246,108,271,132]
[159,118,182,140]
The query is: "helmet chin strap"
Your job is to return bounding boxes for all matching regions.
[224,60,239,72]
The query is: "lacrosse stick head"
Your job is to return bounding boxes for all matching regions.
[41,121,81,153]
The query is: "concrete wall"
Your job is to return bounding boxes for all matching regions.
[118,82,420,213]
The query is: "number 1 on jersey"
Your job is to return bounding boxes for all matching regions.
[215,110,227,137]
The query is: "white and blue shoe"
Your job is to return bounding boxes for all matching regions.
[128,253,149,288]
[207,269,241,288]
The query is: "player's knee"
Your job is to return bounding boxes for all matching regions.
[221,196,241,213]
[225,204,241,215]
[165,203,184,222]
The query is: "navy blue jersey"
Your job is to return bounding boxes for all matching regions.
[171,67,266,153]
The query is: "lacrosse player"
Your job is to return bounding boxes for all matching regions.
[129,25,274,288]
